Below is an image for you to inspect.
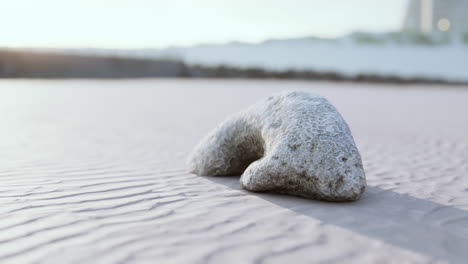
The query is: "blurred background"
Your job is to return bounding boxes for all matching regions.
[1,0,467,84]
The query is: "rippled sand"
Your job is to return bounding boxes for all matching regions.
[1,79,467,264]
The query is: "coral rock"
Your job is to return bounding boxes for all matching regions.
[188,91,366,201]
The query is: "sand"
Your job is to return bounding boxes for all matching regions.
[0,79,467,264]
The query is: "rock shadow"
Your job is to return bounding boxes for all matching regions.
[203,176,468,264]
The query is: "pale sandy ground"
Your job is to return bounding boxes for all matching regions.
[0,79,467,264]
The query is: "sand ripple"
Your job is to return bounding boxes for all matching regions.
[0,79,468,264]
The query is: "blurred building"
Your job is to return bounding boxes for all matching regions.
[403,0,468,34]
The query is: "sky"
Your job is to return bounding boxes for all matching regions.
[1,0,408,49]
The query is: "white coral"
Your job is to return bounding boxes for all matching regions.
[188,91,366,201]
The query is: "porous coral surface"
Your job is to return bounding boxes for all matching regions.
[188,91,366,201]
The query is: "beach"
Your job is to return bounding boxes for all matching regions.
[0,79,467,263]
